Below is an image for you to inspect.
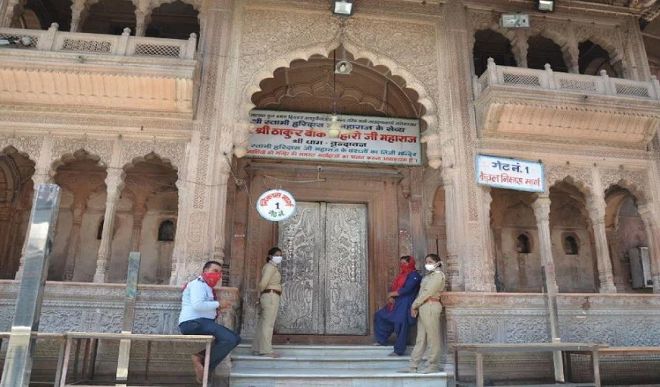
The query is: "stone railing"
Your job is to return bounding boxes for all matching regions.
[474,58,660,101]
[0,23,197,59]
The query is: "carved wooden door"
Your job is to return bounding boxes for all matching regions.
[277,202,368,335]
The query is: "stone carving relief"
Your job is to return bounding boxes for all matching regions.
[545,164,593,194]
[0,135,42,162]
[0,67,194,114]
[119,140,185,171]
[236,7,440,137]
[443,293,660,346]
[52,136,112,168]
[0,281,239,334]
[599,167,649,203]
[193,140,209,209]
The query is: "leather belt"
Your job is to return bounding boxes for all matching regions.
[261,289,282,296]
[425,297,441,304]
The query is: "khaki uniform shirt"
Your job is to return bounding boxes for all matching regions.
[258,262,282,293]
[412,270,445,310]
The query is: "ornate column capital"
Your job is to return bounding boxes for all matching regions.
[421,131,442,169]
[587,198,607,226]
[532,195,551,222]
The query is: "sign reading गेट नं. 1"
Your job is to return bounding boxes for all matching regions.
[247,110,421,166]
[476,154,545,193]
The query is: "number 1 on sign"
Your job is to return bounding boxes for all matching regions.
[275,202,280,210]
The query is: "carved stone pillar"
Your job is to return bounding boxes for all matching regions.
[93,168,125,283]
[442,169,462,290]
[638,204,660,293]
[14,162,52,280]
[134,0,152,37]
[532,195,558,293]
[130,208,145,251]
[170,177,189,285]
[1,0,21,27]
[562,24,580,74]
[62,200,85,280]
[69,0,86,32]
[479,187,497,291]
[511,29,529,68]
[587,199,617,293]
[212,164,231,263]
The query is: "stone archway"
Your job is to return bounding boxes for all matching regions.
[235,42,440,167]
[604,186,650,292]
[549,180,598,292]
[0,146,35,279]
[49,150,107,281]
[122,153,178,284]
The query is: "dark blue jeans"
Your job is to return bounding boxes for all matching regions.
[179,318,241,369]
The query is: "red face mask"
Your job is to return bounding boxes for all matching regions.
[202,272,221,288]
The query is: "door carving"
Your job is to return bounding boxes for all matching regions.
[277,202,368,335]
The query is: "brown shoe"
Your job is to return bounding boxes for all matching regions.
[191,354,204,383]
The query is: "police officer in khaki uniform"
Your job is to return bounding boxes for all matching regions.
[252,247,283,357]
[408,253,445,373]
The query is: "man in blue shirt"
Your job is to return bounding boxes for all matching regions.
[179,261,241,383]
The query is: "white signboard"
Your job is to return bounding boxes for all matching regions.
[256,189,297,222]
[247,110,421,166]
[476,154,544,193]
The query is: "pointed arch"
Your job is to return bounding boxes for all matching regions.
[238,40,438,137]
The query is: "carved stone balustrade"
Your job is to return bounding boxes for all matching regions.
[0,24,197,115]
[473,59,660,149]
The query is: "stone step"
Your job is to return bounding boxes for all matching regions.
[233,343,402,357]
[230,344,453,386]
[232,353,410,369]
[230,367,451,387]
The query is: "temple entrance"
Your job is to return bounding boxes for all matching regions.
[276,202,368,335]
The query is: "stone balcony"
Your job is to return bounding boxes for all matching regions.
[0,24,197,116]
[473,59,660,149]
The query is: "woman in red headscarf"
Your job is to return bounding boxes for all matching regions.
[373,255,422,356]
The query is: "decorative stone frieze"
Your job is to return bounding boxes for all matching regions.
[545,164,593,193]
[0,280,239,333]
[52,136,113,167]
[443,292,660,346]
[599,166,650,202]
[236,5,440,140]
[0,134,42,161]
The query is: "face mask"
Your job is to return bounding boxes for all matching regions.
[271,256,283,265]
[202,272,221,288]
[424,263,438,272]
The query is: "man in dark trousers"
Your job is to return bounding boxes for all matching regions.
[178,261,241,383]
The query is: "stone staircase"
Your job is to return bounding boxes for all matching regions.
[230,344,453,386]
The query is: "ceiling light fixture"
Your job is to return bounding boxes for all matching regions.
[536,0,555,12]
[333,0,354,16]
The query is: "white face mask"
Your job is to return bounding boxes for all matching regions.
[424,263,438,272]
[271,256,283,265]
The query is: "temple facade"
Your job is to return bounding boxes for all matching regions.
[1,0,660,380]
